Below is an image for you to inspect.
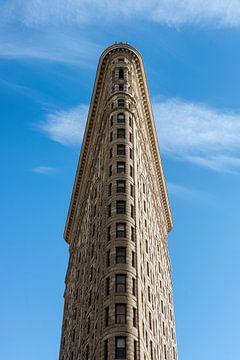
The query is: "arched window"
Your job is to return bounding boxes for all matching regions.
[119,69,124,79]
[117,113,125,123]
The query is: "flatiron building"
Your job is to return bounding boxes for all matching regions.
[59,43,178,360]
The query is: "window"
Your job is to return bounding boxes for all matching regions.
[86,346,89,360]
[132,251,135,267]
[109,148,113,158]
[131,204,134,218]
[117,144,126,155]
[88,290,92,306]
[110,131,113,141]
[164,344,167,360]
[116,200,126,214]
[108,204,111,217]
[115,304,126,324]
[119,84,124,91]
[132,278,136,296]
[116,337,126,359]
[116,247,126,264]
[110,116,113,126]
[161,300,164,314]
[117,128,125,139]
[117,113,125,123]
[109,165,112,177]
[117,162,125,173]
[129,117,132,127]
[134,341,137,360]
[131,226,134,241]
[108,183,112,196]
[106,277,110,296]
[87,316,90,333]
[147,262,149,276]
[130,148,133,159]
[116,223,126,237]
[149,312,152,330]
[116,274,126,292]
[105,307,109,326]
[129,132,132,142]
[104,340,108,360]
[119,69,124,79]
[118,99,125,107]
[108,226,111,242]
[130,184,133,197]
[163,321,166,336]
[133,308,137,327]
[148,286,151,302]
[150,341,153,360]
[106,250,110,267]
[117,180,125,193]
[130,165,133,177]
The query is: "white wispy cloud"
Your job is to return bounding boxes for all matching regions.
[1,0,240,28]
[37,99,240,172]
[32,166,58,174]
[167,182,204,199]
[153,98,240,172]
[37,105,88,146]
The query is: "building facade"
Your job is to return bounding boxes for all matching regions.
[59,43,177,360]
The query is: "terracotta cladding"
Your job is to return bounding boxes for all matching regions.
[59,44,177,360]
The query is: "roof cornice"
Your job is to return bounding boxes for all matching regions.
[64,43,173,243]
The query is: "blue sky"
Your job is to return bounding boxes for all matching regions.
[1,1,240,359]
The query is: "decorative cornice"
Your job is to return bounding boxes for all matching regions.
[64,43,173,243]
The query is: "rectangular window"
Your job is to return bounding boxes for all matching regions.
[117,144,126,155]
[133,308,137,327]
[109,148,113,158]
[129,117,132,127]
[132,251,135,267]
[110,116,113,126]
[105,307,109,327]
[130,165,133,177]
[117,113,125,123]
[129,132,132,142]
[164,344,167,360]
[108,226,111,242]
[115,304,126,324]
[130,148,133,159]
[134,341,137,360]
[117,161,125,173]
[116,247,126,264]
[117,128,125,139]
[132,278,136,296]
[118,99,125,107]
[108,183,112,196]
[116,274,126,292]
[109,165,112,177]
[110,131,113,141]
[116,223,126,238]
[130,184,133,197]
[116,200,126,214]
[106,277,110,296]
[116,337,126,359]
[118,84,124,91]
[117,180,126,193]
[131,204,134,218]
[131,226,134,241]
[104,340,108,360]
[106,250,110,267]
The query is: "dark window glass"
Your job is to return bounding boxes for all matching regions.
[117,113,125,123]
[106,250,110,267]
[106,277,110,296]
[132,278,136,296]
[131,226,134,241]
[130,148,133,159]
[110,116,113,126]
[134,341,137,360]
[108,183,112,196]
[117,144,126,155]
[109,165,112,177]
[110,132,113,141]
[131,204,134,218]
[130,165,133,177]
[118,99,125,107]
[117,128,125,139]
[104,340,108,360]
[116,200,126,214]
[119,69,124,79]
[117,180,125,193]
[116,247,126,264]
[107,226,111,242]
[110,148,113,158]
[115,337,126,359]
[132,251,135,267]
[116,223,126,238]
[133,308,137,327]
[116,274,126,292]
[129,132,132,142]
[105,307,109,326]
[115,304,126,324]
[130,184,133,197]
[119,85,124,91]
[117,162,125,173]
[129,117,132,127]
